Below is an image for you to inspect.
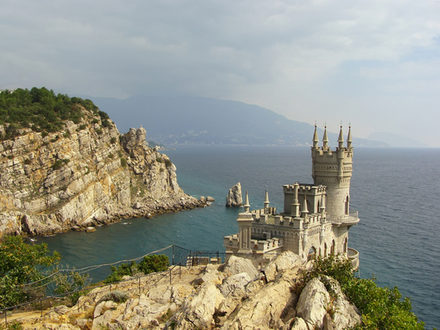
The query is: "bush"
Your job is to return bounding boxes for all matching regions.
[103,255,169,284]
[54,270,90,305]
[138,255,169,274]
[52,158,69,170]
[303,256,424,329]
[120,157,127,168]
[98,291,129,304]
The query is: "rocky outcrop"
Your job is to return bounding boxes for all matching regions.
[0,107,205,237]
[225,182,242,207]
[10,252,361,329]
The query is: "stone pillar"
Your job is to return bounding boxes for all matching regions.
[237,212,253,254]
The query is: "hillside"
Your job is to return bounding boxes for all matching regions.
[94,95,387,147]
[0,88,204,237]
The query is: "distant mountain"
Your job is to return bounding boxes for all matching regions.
[94,95,386,147]
[368,132,426,148]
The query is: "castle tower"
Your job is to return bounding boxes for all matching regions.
[311,125,353,221]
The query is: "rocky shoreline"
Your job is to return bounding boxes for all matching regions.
[0,105,210,238]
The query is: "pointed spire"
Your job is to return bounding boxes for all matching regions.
[301,194,309,217]
[347,125,352,149]
[322,126,329,150]
[244,191,250,213]
[264,190,270,209]
[313,124,319,148]
[338,125,344,149]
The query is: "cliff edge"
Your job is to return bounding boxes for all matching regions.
[0,92,203,237]
[7,252,361,329]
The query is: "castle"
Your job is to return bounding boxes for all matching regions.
[224,126,360,269]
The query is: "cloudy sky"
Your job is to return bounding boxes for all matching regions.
[1,0,440,146]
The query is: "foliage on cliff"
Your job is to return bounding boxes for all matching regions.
[304,255,424,329]
[0,87,109,139]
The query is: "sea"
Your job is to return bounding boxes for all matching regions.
[39,146,440,328]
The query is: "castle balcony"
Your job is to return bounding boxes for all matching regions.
[331,211,359,227]
[347,247,359,271]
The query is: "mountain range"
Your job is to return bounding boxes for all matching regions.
[94,95,387,147]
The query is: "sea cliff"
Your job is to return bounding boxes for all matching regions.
[0,103,203,237]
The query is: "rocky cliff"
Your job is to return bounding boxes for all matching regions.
[8,252,361,329]
[0,105,203,237]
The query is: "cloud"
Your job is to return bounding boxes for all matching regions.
[1,0,440,144]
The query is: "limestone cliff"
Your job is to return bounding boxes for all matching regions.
[8,252,361,329]
[0,106,202,237]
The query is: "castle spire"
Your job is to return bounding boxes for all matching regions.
[301,193,309,217]
[347,125,352,149]
[338,125,344,149]
[313,124,319,149]
[244,191,250,213]
[322,126,329,150]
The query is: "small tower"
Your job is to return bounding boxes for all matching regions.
[243,191,250,213]
[264,190,270,214]
[313,125,319,149]
[237,193,253,254]
[311,125,353,221]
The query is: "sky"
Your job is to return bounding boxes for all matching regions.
[1,0,440,146]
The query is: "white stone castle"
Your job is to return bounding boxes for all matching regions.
[224,126,360,268]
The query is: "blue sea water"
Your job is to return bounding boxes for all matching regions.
[40,146,440,328]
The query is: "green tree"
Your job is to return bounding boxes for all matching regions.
[0,236,60,309]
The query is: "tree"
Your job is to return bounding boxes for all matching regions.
[0,236,60,309]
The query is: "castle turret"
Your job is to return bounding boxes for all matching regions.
[338,125,344,149]
[264,190,270,214]
[313,125,319,149]
[322,126,329,150]
[347,125,352,150]
[311,126,353,221]
[243,191,250,213]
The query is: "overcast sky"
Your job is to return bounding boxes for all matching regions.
[1,0,440,146]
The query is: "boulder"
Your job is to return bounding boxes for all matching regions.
[296,277,330,329]
[265,250,302,282]
[320,276,361,329]
[172,282,225,328]
[223,255,259,279]
[226,182,242,207]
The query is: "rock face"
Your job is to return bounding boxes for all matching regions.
[11,252,361,329]
[225,182,242,207]
[0,107,204,237]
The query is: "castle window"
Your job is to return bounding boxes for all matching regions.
[345,196,350,215]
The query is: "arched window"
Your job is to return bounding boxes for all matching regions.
[345,196,350,215]
[308,246,316,260]
[331,240,335,255]
[344,237,348,253]
[324,243,327,257]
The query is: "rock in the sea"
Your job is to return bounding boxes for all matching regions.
[226,182,242,207]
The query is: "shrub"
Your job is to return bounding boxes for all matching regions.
[52,159,69,170]
[54,270,90,306]
[164,159,172,167]
[120,157,127,168]
[103,255,169,284]
[110,137,117,144]
[98,291,129,304]
[138,255,169,274]
[303,256,424,329]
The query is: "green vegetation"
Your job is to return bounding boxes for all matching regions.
[98,291,129,304]
[104,255,169,284]
[303,255,424,329]
[0,236,60,309]
[53,269,89,305]
[0,87,107,139]
[52,158,70,170]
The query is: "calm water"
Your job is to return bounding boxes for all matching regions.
[40,146,440,328]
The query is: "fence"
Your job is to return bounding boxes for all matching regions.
[1,244,226,327]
